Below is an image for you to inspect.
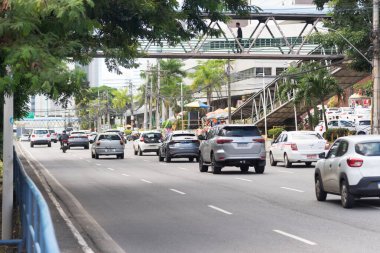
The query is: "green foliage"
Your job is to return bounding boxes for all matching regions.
[268,127,284,139]
[162,120,173,129]
[353,80,373,97]
[323,128,350,142]
[312,0,372,72]
[124,129,132,135]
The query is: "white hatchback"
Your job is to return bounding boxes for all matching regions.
[269,131,328,167]
[315,135,380,208]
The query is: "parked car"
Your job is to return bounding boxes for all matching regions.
[315,119,356,136]
[48,129,58,143]
[198,124,266,174]
[315,135,380,208]
[30,129,51,147]
[68,132,89,149]
[91,133,125,159]
[158,131,199,162]
[356,120,371,135]
[20,134,30,142]
[133,131,163,156]
[269,131,328,168]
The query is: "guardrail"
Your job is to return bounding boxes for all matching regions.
[1,153,61,253]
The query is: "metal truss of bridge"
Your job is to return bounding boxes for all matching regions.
[230,63,369,129]
[139,12,343,61]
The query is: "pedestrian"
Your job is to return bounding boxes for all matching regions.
[236,22,243,53]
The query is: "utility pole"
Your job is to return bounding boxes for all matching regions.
[263,72,268,138]
[181,82,184,130]
[129,80,134,130]
[156,60,161,129]
[373,0,380,134]
[227,59,232,123]
[143,61,149,130]
[2,92,13,240]
[97,89,101,132]
[149,70,153,130]
[106,91,110,129]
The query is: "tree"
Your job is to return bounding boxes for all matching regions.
[312,0,373,72]
[1,0,253,124]
[112,88,130,126]
[189,60,227,109]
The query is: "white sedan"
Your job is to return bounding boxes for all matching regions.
[269,131,328,167]
[315,135,380,208]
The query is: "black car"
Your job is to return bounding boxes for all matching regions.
[158,131,200,162]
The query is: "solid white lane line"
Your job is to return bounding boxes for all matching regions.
[96,163,101,166]
[106,168,114,171]
[121,174,130,177]
[141,179,152,184]
[273,230,317,246]
[179,167,188,170]
[235,177,252,182]
[280,187,304,193]
[279,170,294,174]
[170,189,186,195]
[208,205,233,215]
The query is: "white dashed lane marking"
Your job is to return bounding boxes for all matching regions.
[208,205,232,215]
[280,187,304,193]
[141,179,152,184]
[170,189,186,195]
[235,178,252,182]
[273,230,317,246]
[106,168,114,171]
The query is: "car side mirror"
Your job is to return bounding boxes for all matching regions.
[198,135,205,140]
[89,140,94,144]
[318,152,326,159]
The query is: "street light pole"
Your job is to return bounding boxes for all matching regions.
[143,61,149,130]
[373,0,380,134]
[262,72,267,138]
[129,81,134,130]
[181,82,184,130]
[227,59,232,123]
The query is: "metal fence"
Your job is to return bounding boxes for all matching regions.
[1,153,61,253]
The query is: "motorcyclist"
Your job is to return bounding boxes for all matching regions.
[59,130,69,147]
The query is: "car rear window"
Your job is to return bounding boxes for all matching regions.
[359,120,370,126]
[48,130,56,133]
[98,134,121,141]
[143,133,162,139]
[172,134,196,140]
[292,133,323,140]
[355,142,380,156]
[219,126,260,137]
[35,130,48,134]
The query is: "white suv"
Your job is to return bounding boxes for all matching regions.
[315,135,380,208]
[133,131,162,156]
[30,129,51,147]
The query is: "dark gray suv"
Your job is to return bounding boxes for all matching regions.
[198,124,266,174]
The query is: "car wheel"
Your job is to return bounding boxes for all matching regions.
[30,142,34,148]
[165,152,171,163]
[134,149,138,155]
[158,151,164,162]
[284,154,292,168]
[156,151,159,156]
[315,175,327,201]
[269,152,277,166]
[240,165,249,173]
[85,145,89,150]
[357,131,366,135]
[340,180,355,209]
[254,165,265,174]
[305,162,312,167]
[91,152,95,159]
[54,140,57,143]
[138,147,143,156]
[48,142,51,147]
[95,153,99,159]
[120,153,124,159]
[211,153,221,174]
[189,157,194,162]
[199,154,208,172]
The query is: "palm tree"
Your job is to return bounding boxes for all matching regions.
[111,88,129,126]
[188,60,227,110]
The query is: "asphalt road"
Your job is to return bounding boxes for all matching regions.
[17,141,380,253]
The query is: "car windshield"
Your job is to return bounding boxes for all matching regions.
[48,130,55,133]
[143,133,162,139]
[71,132,85,135]
[35,130,48,134]
[355,142,380,156]
[98,134,121,141]
[359,120,370,126]
[292,133,323,140]
[219,126,260,137]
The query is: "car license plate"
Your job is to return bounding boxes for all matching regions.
[307,154,317,159]
[238,143,248,147]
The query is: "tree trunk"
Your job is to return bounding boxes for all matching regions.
[307,110,313,130]
[321,100,328,131]
[207,88,212,112]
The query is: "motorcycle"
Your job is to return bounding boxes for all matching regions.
[61,139,69,153]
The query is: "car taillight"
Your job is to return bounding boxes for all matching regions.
[47,134,50,137]
[120,140,124,145]
[192,140,200,144]
[290,143,298,151]
[140,137,144,142]
[319,126,323,131]
[32,135,35,138]
[96,141,101,145]
[253,138,265,143]
[216,138,233,144]
[325,143,330,150]
[69,136,74,138]
[347,158,363,167]
[169,141,178,145]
